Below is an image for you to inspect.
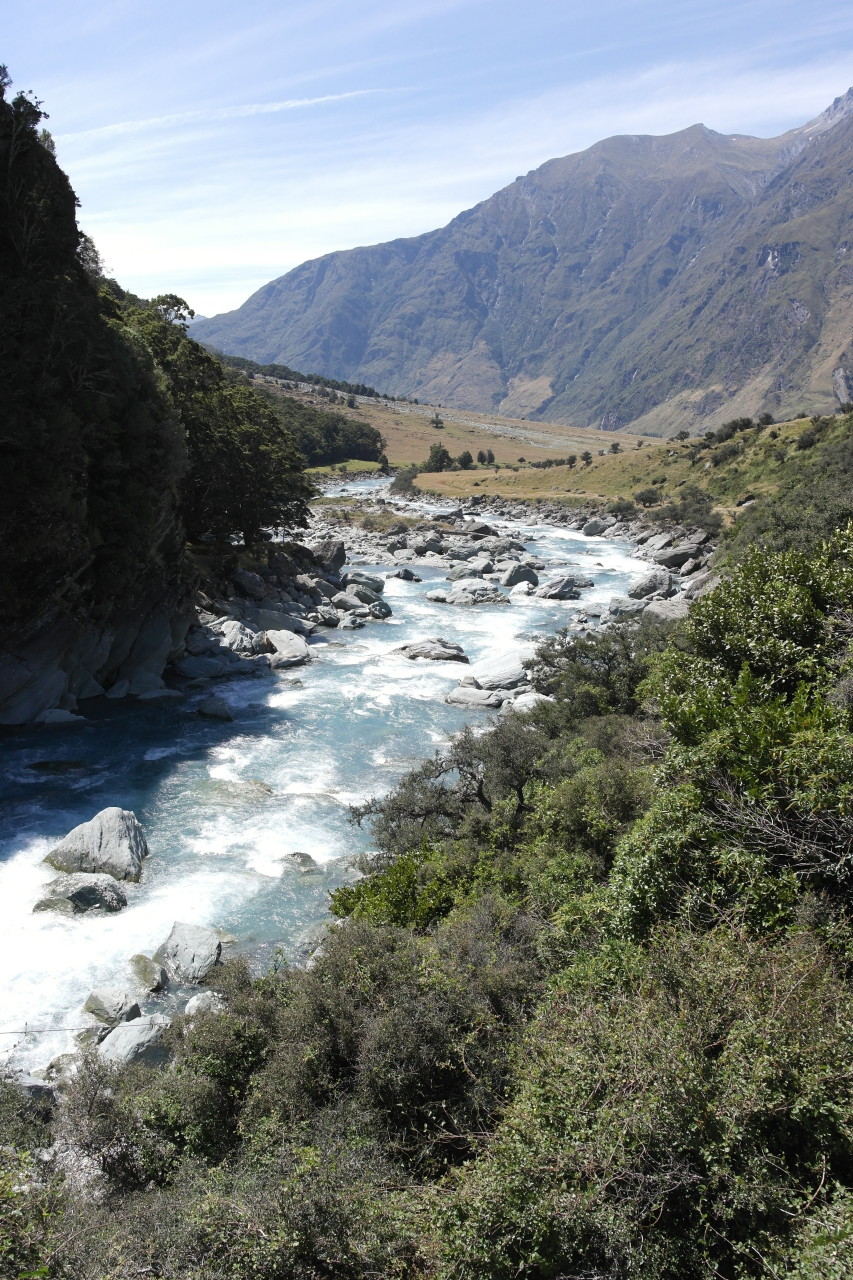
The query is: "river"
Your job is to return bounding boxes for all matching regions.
[0,481,646,1072]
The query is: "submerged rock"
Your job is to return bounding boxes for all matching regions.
[44,807,149,882]
[34,873,128,915]
[198,695,233,721]
[154,922,222,984]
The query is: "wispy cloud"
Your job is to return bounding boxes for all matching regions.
[57,89,391,141]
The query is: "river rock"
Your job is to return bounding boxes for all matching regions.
[582,517,612,536]
[175,655,228,679]
[337,614,365,629]
[445,583,510,606]
[608,596,648,616]
[446,564,482,582]
[98,1014,172,1067]
[345,571,384,593]
[281,850,319,872]
[628,568,671,599]
[130,953,168,992]
[245,609,314,636]
[197,695,233,721]
[396,638,469,663]
[467,655,530,690]
[387,568,422,581]
[332,591,364,612]
[445,686,504,708]
[369,599,393,619]
[348,584,382,606]
[154,922,222,983]
[83,988,141,1025]
[500,563,539,588]
[34,873,128,915]
[683,571,719,600]
[233,569,266,600]
[535,575,594,600]
[311,538,347,572]
[653,541,705,569]
[44,807,149,882]
[184,991,225,1017]
[265,631,310,666]
[218,620,264,655]
[501,690,554,714]
[645,596,690,621]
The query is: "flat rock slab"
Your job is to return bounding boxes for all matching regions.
[44,807,149,882]
[34,873,128,915]
[154,922,222,984]
[446,686,504,708]
[467,654,531,690]
[396,639,469,663]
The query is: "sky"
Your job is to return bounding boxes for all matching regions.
[5,1,853,317]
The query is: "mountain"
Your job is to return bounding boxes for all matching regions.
[192,91,853,434]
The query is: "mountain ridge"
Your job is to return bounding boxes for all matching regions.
[193,90,853,434]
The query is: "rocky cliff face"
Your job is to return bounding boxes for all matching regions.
[193,90,853,433]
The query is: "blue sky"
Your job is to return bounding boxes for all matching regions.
[6,1,853,316]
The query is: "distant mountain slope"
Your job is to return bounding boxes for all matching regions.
[193,91,853,434]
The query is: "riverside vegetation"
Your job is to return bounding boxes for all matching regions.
[6,70,853,1280]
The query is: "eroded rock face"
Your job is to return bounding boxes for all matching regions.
[34,873,128,915]
[154,922,222,984]
[44,807,149,882]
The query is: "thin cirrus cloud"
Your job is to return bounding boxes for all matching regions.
[56,89,391,142]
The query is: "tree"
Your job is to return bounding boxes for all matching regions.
[567,454,577,468]
[486,448,495,464]
[675,430,690,441]
[429,413,444,429]
[422,443,453,472]
[580,451,593,466]
[476,450,487,464]
[609,441,622,453]
[458,451,473,469]
[634,487,661,507]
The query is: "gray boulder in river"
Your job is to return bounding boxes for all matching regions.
[84,988,141,1025]
[446,686,504,708]
[99,1014,172,1067]
[154,922,222,983]
[535,575,594,600]
[34,872,128,915]
[265,631,310,666]
[466,655,530,690]
[130,953,168,992]
[628,567,672,599]
[43,806,149,882]
[395,638,469,663]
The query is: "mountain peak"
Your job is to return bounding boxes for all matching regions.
[798,85,853,137]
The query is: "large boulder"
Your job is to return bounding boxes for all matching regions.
[445,582,510,606]
[345,571,384,593]
[500,563,539,588]
[608,596,648,616]
[467,655,530,690]
[245,609,314,636]
[264,631,310,666]
[500,690,554,714]
[34,873,128,915]
[218,620,265,655]
[446,564,483,582]
[652,542,705,569]
[645,596,690,621]
[44,807,149,882]
[98,1014,172,1067]
[83,988,141,1025]
[154,922,222,984]
[387,567,421,582]
[311,538,347,572]
[332,592,364,612]
[369,599,393,619]
[628,567,671,599]
[396,638,469,663]
[174,654,228,679]
[582,517,612,536]
[534,575,593,600]
[232,569,266,599]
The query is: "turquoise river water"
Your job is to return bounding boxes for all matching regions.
[0,481,646,1071]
